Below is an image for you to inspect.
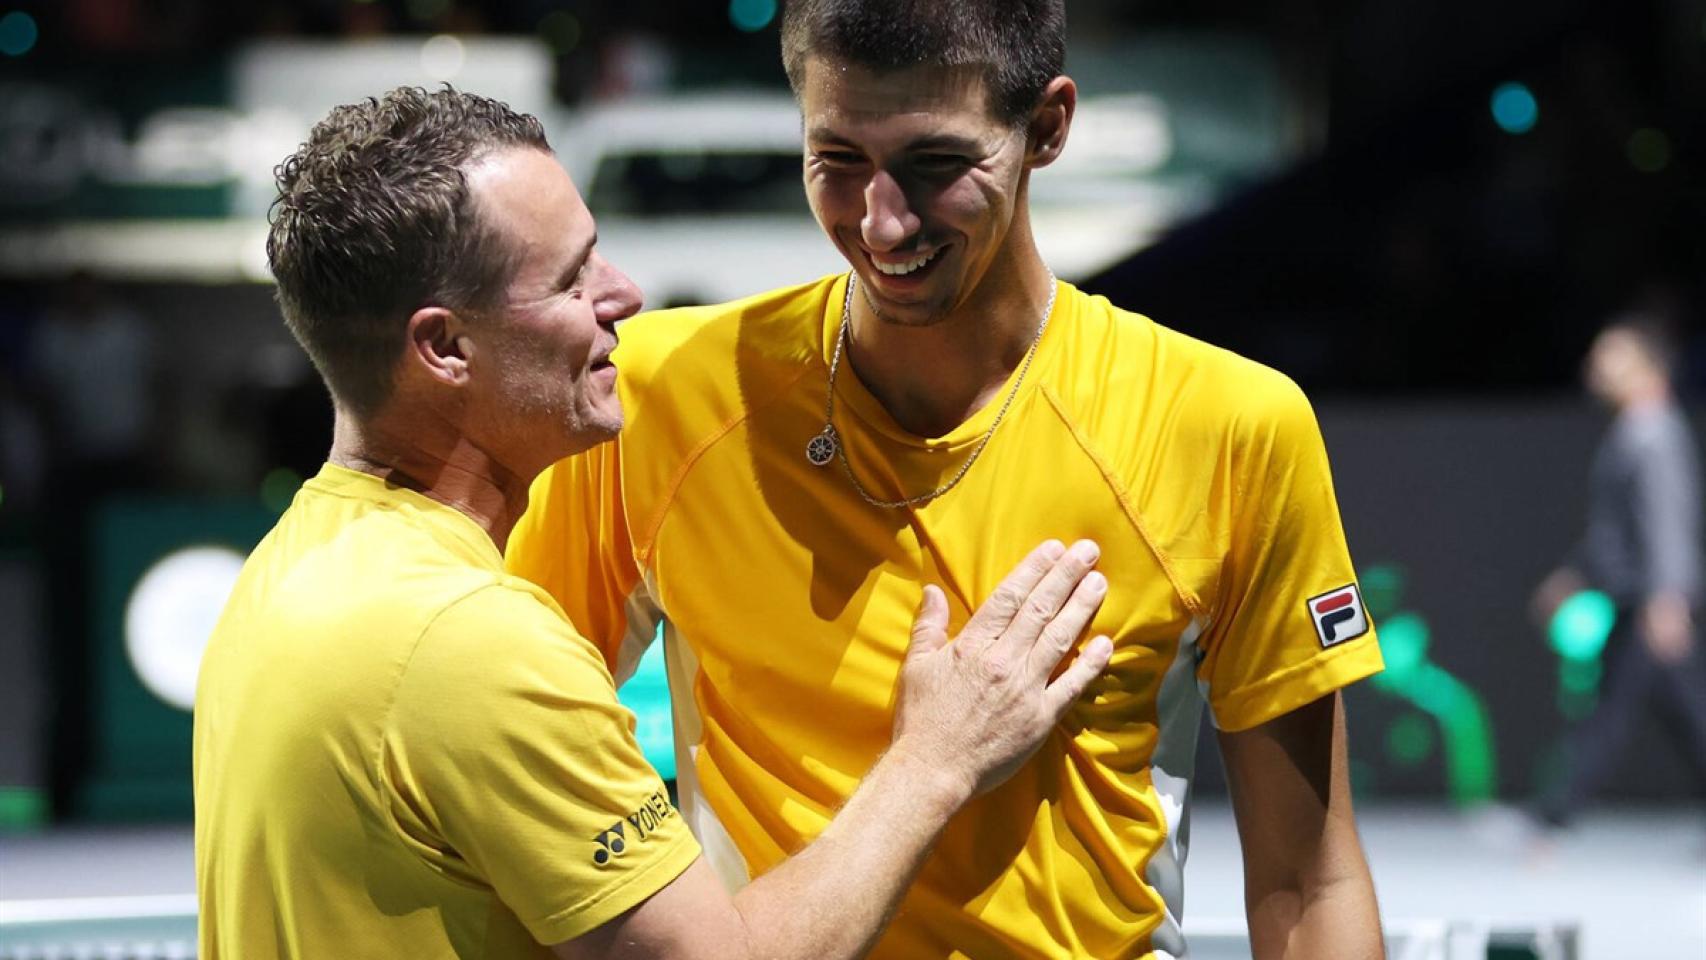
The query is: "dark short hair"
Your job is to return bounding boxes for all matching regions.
[780,0,1066,126]
[267,86,550,418]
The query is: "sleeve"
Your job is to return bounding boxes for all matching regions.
[382,585,701,946]
[1631,421,1702,600]
[1196,373,1384,732]
[507,439,661,682]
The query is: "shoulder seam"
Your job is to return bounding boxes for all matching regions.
[1038,383,1207,618]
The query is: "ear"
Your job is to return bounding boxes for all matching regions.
[1025,75,1077,170]
[405,306,476,388]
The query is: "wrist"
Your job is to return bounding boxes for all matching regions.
[881,738,976,814]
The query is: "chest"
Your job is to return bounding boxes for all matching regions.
[643,401,1204,755]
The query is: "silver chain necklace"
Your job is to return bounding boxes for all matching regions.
[804,271,1057,509]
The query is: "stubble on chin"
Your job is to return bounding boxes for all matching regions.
[857,280,947,329]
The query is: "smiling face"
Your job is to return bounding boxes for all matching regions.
[799,56,1036,327]
[465,147,642,461]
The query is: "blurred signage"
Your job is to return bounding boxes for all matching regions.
[0,39,553,281]
[0,34,1297,283]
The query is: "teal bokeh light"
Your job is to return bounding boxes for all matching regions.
[0,11,38,56]
[1376,612,1430,679]
[728,0,778,32]
[1490,82,1538,135]
[1549,589,1615,661]
[619,624,677,779]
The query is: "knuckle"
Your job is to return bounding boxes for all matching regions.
[990,586,1026,615]
[1023,595,1055,623]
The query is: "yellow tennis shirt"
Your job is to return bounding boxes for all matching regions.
[194,464,699,959]
[507,275,1383,959]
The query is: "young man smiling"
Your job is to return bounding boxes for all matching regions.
[509,2,1387,957]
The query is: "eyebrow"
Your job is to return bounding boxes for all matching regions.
[806,127,984,154]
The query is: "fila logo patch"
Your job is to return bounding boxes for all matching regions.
[1307,584,1369,648]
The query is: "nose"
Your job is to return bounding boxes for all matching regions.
[594,254,645,325]
[860,169,920,252]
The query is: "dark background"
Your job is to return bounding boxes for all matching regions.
[1,0,1702,821]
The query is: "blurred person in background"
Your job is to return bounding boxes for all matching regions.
[1531,314,1706,829]
[29,270,158,496]
[27,269,159,813]
[508,1,1385,957]
[194,84,1113,960]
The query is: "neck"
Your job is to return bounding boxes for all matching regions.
[844,243,1054,438]
[328,410,533,552]
[1619,378,1672,415]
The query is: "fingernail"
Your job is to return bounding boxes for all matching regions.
[1072,540,1100,563]
[1085,571,1107,594]
[1042,539,1066,560]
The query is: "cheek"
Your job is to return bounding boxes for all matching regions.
[805,176,859,230]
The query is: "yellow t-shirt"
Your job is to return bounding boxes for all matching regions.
[507,276,1383,959]
[194,464,699,959]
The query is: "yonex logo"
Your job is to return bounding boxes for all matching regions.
[592,788,677,866]
[1307,584,1369,648]
[592,823,627,865]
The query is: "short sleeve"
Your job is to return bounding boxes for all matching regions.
[382,584,700,945]
[1197,373,1383,732]
[508,441,657,679]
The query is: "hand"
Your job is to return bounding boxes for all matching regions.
[1642,592,1695,665]
[1530,567,1584,628]
[891,539,1113,801]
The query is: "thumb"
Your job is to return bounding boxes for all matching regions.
[907,584,951,660]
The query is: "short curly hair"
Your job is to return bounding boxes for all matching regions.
[267,86,550,418]
[780,0,1066,126]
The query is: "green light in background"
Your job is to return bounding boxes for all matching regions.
[1549,589,1614,661]
[1375,612,1429,681]
[0,786,46,829]
[0,481,6,509]
[1490,82,1538,135]
[1387,714,1436,767]
[1359,564,1405,619]
[260,468,303,515]
[1626,128,1672,174]
[728,0,778,32]
[538,11,582,53]
[0,11,37,56]
[1359,564,1498,805]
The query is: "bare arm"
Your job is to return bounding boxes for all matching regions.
[1218,691,1382,960]
[554,539,1114,960]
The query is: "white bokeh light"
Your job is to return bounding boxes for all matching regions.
[124,546,247,711]
[420,34,466,81]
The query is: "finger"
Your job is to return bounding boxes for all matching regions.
[1025,569,1107,680]
[1043,635,1113,717]
[907,585,951,661]
[997,539,1100,654]
[961,540,1066,641]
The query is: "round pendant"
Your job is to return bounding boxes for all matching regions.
[805,426,838,466]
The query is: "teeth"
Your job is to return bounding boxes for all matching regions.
[872,249,938,276]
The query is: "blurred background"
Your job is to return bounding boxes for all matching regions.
[0,0,1702,957]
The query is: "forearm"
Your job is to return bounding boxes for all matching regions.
[728,749,970,960]
[1245,837,1383,960]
